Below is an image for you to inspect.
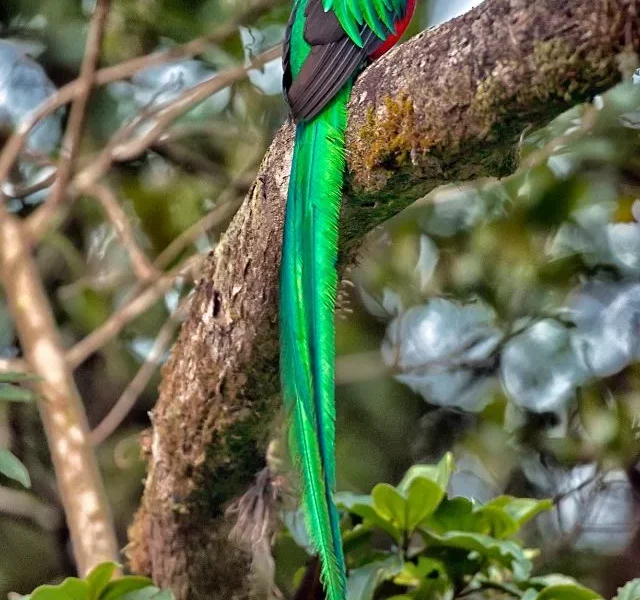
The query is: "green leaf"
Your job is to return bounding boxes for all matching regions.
[536,584,602,600]
[372,483,407,530]
[120,587,173,600]
[393,557,447,587]
[347,554,404,600]
[614,578,640,600]
[0,371,38,383]
[0,382,35,402]
[0,448,30,487]
[426,497,475,533]
[86,562,118,599]
[344,499,401,542]
[522,589,540,600]
[405,477,446,529]
[100,577,155,600]
[485,496,552,526]
[397,453,454,496]
[335,492,372,510]
[30,578,89,600]
[427,497,519,539]
[471,505,519,539]
[526,575,582,590]
[420,529,532,580]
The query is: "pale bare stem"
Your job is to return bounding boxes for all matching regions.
[94,0,285,86]
[0,202,119,575]
[77,45,282,184]
[25,44,281,243]
[86,183,158,282]
[66,256,202,370]
[0,0,284,200]
[0,358,28,372]
[90,297,191,446]
[26,0,112,241]
[0,486,62,530]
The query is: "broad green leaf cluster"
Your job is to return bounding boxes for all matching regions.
[283,454,626,600]
[19,562,173,600]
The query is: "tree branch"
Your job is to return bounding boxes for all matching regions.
[0,0,285,204]
[26,0,111,240]
[0,202,119,575]
[128,1,640,598]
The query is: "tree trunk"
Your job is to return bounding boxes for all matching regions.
[127,1,640,598]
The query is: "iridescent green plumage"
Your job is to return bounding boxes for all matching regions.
[280,88,350,600]
[322,0,397,45]
[280,1,413,599]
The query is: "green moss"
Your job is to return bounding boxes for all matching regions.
[472,39,613,132]
[340,37,623,251]
[197,335,281,516]
[357,94,418,172]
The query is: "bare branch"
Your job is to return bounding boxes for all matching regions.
[78,46,281,179]
[0,201,118,575]
[0,486,62,531]
[95,0,285,87]
[0,0,284,211]
[154,166,257,271]
[128,1,640,598]
[27,0,111,240]
[66,256,201,370]
[90,297,190,446]
[87,183,158,283]
[24,44,281,242]
[0,358,28,373]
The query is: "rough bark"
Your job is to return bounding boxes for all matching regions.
[128,0,640,598]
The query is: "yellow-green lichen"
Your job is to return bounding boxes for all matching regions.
[354,94,420,180]
[473,39,615,132]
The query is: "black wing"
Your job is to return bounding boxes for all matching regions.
[283,0,383,122]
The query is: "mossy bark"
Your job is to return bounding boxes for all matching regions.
[127,0,640,598]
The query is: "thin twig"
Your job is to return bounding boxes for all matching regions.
[66,255,201,369]
[0,358,28,372]
[0,0,284,204]
[0,200,119,575]
[94,0,284,87]
[90,297,191,446]
[24,44,281,242]
[79,45,281,178]
[0,486,62,531]
[86,183,157,282]
[27,0,111,240]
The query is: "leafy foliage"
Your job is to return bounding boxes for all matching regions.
[282,453,621,600]
[21,562,173,600]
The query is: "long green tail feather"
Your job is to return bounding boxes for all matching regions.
[280,83,352,600]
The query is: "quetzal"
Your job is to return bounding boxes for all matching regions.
[279,0,417,599]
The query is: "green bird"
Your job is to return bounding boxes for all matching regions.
[279,0,417,598]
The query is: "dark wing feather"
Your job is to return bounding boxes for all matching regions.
[282,1,297,112]
[304,0,348,44]
[284,0,382,122]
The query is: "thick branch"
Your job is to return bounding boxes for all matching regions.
[129,1,640,598]
[0,202,119,575]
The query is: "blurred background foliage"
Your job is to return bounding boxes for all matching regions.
[4,0,640,599]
